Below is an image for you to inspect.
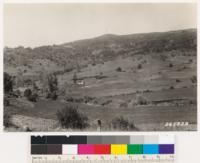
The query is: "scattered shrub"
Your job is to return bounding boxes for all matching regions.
[24,79,32,86]
[65,96,87,103]
[24,89,38,102]
[142,60,147,64]
[111,116,136,131]
[93,100,98,104]
[14,90,21,97]
[120,102,128,108]
[23,126,32,132]
[73,73,77,84]
[176,79,181,82]
[116,67,122,72]
[51,92,58,100]
[46,92,51,99]
[28,93,38,102]
[48,74,58,92]
[46,92,57,100]
[74,98,84,103]
[65,96,74,102]
[189,59,193,63]
[170,86,174,90]
[47,74,58,100]
[56,105,89,129]
[84,96,94,103]
[4,72,13,94]
[101,100,112,106]
[160,55,167,61]
[137,64,142,69]
[169,63,173,68]
[134,95,148,105]
[24,89,32,98]
[143,89,151,93]
[95,74,107,79]
[4,97,10,106]
[97,119,102,127]
[189,100,196,105]
[191,75,197,84]
[4,113,12,128]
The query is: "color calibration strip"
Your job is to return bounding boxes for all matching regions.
[31,135,175,155]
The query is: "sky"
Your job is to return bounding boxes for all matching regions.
[4,3,197,48]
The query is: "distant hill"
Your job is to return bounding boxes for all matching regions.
[4,28,197,71]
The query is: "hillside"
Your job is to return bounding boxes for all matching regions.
[4,29,197,75]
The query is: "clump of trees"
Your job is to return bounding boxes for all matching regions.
[56,104,89,129]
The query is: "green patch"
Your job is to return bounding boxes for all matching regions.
[127,144,143,154]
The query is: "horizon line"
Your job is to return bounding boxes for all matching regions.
[4,27,196,49]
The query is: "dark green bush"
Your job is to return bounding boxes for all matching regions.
[56,105,89,129]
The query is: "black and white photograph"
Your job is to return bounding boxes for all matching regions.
[3,3,197,132]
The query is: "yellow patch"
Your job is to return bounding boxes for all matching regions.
[111,144,127,154]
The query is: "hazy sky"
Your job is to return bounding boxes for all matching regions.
[4,3,197,48]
